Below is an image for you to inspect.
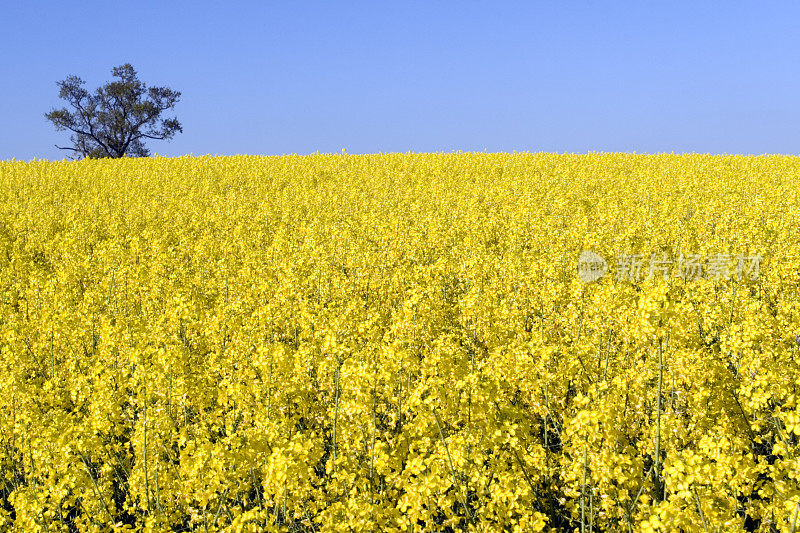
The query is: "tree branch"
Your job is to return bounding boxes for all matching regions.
[55,144,81,153]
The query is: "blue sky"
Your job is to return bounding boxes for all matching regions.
[2,1,799,160]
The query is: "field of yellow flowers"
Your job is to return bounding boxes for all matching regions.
[0,153,798,532]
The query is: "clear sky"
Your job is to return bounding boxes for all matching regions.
[2,1,799,160]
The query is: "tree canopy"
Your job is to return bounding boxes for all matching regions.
[45,64,182,158]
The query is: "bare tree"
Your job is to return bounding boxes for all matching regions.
[45,64,182,158]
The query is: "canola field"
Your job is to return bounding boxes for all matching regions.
[0,153,799,532]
